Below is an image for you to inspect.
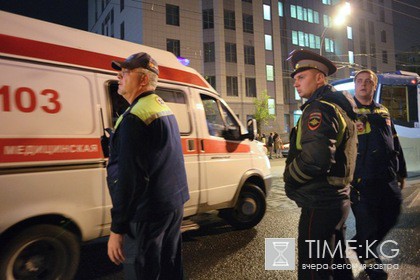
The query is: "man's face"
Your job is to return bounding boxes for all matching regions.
[355,72,377,100]
[117,68,145,97]
[293,69,322,99]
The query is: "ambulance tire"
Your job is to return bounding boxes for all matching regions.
[219,183,266,230]
[0,224,80,280]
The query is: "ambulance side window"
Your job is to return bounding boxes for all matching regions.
[107,83,191,134]
[155,87,191,135]
[201,95,225,137]
[200,94,240,139]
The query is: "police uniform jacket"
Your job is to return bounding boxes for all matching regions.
[353,98,407,182]
[107,91,190,234]
[284,84,358,209]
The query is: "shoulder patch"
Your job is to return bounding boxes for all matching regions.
[308,112,322,131]
[155,96,166,106]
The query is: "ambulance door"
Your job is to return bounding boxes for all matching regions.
[103,81,200,218]
[199,93,252,207]
[154,86,200,217]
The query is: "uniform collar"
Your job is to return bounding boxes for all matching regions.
[353,97,380,109]
[300,84,333,110]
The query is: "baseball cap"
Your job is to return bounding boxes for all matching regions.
[111,52,159,75]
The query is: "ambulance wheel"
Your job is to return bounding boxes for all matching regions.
[220,183,266,230]
[0,224,80,280]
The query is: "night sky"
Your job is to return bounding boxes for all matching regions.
[392,0,420,53]
[0,0,88,30]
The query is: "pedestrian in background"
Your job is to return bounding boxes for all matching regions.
[351,69,407,279]
[106,52,190,279]
[267,132,274,159]
[274,132,283,158]
[283,49,357,280]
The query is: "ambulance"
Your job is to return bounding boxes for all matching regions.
[0,11,272,279]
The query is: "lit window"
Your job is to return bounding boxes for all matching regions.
[278,2,283,17]
[291,5,296,18]
[266,65,274,81]
[347,26,353,39]
[292,31,298,45]
[315,36,321,49]
[308,9,314,23]
[323,14,330,27]
[298,31,305,47]
[265,34,273,50]
[268,98,275,115]
[348,51,354,64]
[309,34,315,48]
[314,11,319,24]
[263,4,271,20]
[325,38,334,52]
[297,6,303,20]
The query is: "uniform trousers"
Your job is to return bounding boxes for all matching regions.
[123,206,184,280]
[298,200,353,280]
[351,178,401,278]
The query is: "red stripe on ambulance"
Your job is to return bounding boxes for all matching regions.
[0,138,103,163]
[0,34,209,88]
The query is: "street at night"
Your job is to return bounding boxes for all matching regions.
[75,159,420,279]
[1,1,420,279]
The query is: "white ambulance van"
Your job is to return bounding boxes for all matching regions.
[0,11,272,279]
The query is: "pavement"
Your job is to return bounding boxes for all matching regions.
[75,156,419,279]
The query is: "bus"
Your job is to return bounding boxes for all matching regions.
[331,71,420,177]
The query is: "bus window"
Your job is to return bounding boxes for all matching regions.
[380,85,419,127]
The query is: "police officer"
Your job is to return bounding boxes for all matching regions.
[283,49,357,280]
[351,69,407,280]
[106,52,190,279]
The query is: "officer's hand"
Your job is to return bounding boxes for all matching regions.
[108,231,125,265]
[398,177,406,190]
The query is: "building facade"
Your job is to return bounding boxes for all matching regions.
[89,0,396,134]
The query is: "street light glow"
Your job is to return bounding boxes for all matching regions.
[320,2,351,55]
[333,2,351,27]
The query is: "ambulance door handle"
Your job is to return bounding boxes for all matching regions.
[187,139,195,152]
[200,139,205,152]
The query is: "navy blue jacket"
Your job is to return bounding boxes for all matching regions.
[107,92,189,234]
[284,85,358,209]
[353,98,407,182]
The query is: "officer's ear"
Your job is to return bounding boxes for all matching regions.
[315,71,327,83]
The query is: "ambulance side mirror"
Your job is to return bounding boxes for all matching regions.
[223,125,241,141]
[242,119,257,141]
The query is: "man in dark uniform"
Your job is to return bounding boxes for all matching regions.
[283,49,357,280]
[106,52,190,279]
[351,69,406,280]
